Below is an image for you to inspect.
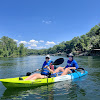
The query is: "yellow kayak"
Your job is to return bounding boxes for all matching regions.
[0,76,55,88]
[0,70,88,88]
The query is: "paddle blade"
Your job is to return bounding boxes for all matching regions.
[53,58,64,65]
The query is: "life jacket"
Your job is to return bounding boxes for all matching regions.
[41,60,52,75]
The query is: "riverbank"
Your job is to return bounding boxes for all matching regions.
[49,50,100,57]
[74,49,100,56]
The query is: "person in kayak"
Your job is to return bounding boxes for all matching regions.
[24,55,54,80]
[45,53,79,76]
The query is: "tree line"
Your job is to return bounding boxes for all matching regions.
[28,24,100,55]
[0,36,27,57]
[0,24,100,57]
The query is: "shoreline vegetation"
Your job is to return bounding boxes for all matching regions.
[0,24,100,58]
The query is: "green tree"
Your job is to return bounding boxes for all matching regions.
[18,43,27,56]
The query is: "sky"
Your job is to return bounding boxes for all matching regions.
[0,0,100,49]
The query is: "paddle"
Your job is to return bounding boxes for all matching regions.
[52,58,64,65]
[26,58,64,76]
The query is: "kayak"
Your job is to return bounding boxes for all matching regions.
[0,70,88,88]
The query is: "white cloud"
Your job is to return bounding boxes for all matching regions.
[17,39,56,49]
[14,39,18,42]
[39,40,44,43]
[37,46,46,49]
[31,44,37,47]
[29,39,38,44]
[28,46,32,49]
[28,39,39,47]
[19,41,27,44]
[42,20,52,24]
[45,41,56,45]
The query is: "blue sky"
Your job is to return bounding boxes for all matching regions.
[0,0,100,49]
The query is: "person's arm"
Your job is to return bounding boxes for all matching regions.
[45,66,54,74]
[74,62,79,69]
[68,67,76,70]
[69,60,79,69]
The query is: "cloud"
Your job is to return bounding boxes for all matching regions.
[42,20,52,24]
[39,40,44,43]
[28,39,38,47]
[29,39,38,44]
[45,41,56,45]
[37,46,46,49]
[28,46,32,49]
[17,39,56,49]
[14,39,18,42]
[19,41,27,44]
[31,44,37,47]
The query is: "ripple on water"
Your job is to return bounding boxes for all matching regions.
[0,56,100,100]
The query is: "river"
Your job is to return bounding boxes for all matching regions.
[0,56,100,100]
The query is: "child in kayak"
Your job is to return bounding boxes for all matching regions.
[24,55,54,80]
[45,53,79,76]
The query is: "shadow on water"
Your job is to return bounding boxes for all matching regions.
[1,80,87,100]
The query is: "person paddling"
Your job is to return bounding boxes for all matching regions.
[45,53,79,76]
[24,55,54,80]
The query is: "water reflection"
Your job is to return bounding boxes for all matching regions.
[88,56,100,68]
[0,56,100,100]
[1,84,54,100]
[1,80,87,100]
[0,62,17,67]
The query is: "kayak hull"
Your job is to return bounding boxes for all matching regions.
[0,71,88,88]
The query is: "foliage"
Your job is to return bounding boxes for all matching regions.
[0,24,100,57]
[35,24,100,55]
[0,36,27,57]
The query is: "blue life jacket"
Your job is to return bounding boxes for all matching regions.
[41,60,52,75]
[65,60,79,69]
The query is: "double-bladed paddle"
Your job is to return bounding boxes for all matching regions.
[26,58,64,76]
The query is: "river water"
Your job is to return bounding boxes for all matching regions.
[0,56,100,100]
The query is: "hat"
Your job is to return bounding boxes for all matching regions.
[45,55,50,58]
[68,53,74,57]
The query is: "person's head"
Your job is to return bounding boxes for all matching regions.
[45,55,50,62]
[68,53,74,61]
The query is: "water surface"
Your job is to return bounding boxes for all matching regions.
[0,56,100,100]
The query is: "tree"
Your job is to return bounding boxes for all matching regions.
[18,43,26,56]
